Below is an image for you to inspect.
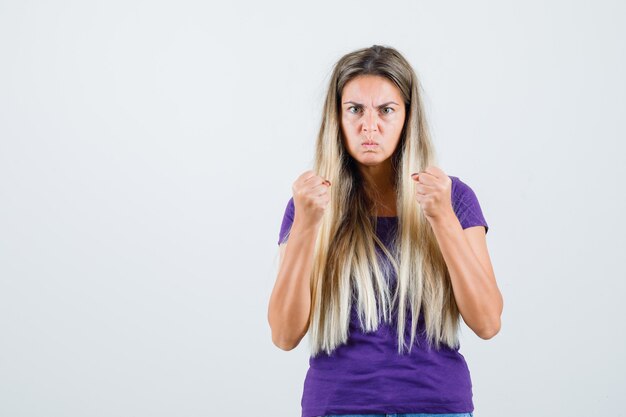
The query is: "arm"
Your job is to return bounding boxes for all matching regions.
[429,211,503,339]
[267,220,319,351]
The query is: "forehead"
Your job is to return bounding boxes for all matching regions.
[341,75,402,100]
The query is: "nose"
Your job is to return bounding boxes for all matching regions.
[362,108,378,132]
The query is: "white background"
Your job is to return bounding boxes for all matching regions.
[1,1,624,416]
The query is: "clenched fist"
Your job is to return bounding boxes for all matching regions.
[410,166,454,221]
[292,170,332,229]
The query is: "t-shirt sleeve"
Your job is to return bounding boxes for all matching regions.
[450,176,489,234]
[277,197,296,245]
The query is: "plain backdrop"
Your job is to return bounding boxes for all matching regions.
[1,1,625,416]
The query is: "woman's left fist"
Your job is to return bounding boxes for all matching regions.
[410,166,454,221]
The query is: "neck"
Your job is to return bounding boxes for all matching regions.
[359,160,396,213]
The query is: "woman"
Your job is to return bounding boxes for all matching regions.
[267,45,503,417]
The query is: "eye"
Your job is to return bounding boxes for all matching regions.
[346,106,394,114]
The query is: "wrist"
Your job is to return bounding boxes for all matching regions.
[426,207,458,228]
[291,218,321,236]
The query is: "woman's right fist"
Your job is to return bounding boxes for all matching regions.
[291,170,332,229]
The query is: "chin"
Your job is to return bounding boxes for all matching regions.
[358,158,385,166]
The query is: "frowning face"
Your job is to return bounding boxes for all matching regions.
[340,75,406,168]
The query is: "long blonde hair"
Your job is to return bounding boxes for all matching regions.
[307,44,461,357]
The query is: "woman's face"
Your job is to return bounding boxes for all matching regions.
[340,75,406,168]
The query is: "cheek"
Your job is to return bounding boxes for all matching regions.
[389,117,405,135]
[340,127,354,151]
[341,122,357,140]
[342,116,356,130]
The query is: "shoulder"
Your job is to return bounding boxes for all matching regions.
[285,197,295,216]
[449,174,469,194]
[449,174,478,202]
[277,196,296,245]
[447,174,489,233]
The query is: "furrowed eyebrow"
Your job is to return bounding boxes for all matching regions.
[342,101,399,107]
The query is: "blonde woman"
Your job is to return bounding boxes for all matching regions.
[268,45,503,417]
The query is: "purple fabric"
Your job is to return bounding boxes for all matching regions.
[276,175,489,417]
[278,175,488,245]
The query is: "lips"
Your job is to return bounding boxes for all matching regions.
[362,141,379,146]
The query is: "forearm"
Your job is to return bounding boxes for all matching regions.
[268,220,319,350]
[429,209,502,338]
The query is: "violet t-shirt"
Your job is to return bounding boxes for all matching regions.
[277,175,489,417]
